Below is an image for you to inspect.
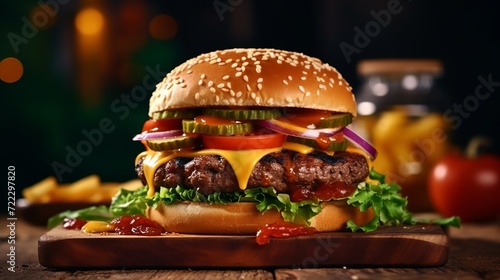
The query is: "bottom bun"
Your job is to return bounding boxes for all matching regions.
[146,201,374,234]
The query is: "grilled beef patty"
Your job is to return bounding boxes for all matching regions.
[135,151,369,195]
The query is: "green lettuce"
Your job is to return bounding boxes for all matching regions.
[48,168,460,231]
[346,168,461,232]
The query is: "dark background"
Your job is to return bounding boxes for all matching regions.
[1,0,499,195]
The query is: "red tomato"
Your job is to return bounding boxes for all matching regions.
[142,119,182,132]
[428,153,500,222]
[202,133,285,150]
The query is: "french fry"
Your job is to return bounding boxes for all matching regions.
[23,175,144,204]
[22,176,58,203]
[49,175,101,203]
[118,179,143,191]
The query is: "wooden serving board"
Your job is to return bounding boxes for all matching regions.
[38,225,449,269]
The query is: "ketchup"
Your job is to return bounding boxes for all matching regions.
[110,215,164,236]
[290,183,356,202]
[62,218,87,230]
[256,220,316,245]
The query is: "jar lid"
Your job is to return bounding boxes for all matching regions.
[357,59,443,75]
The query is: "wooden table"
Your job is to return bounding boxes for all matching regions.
[1,215,499,279]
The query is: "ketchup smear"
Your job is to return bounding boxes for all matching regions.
[256,220,316,245]
[62,218,87,230]
[110,214,164,236]
[290,182,356,202]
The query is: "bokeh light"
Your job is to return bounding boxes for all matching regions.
[75,8,104,36]
[149,14,178,40]
[0,57,24,83]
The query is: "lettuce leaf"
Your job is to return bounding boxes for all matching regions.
[346,168,461,232]
[47,205,113,229]
[48,169,460,231]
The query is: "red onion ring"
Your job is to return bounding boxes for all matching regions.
[132,130,184,141]
[256,119,344,139]
[343,127,378,160]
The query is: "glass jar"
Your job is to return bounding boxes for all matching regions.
[352,59,454,212]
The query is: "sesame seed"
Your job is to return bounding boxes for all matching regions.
[277,60,283,64]
[231,63,238,68]
[301,77,306,80]
[255,96,261,104]
[299,85,305,93]
[222,99,229,105]
[198,80,203,86]
[215,95,220,102]
[222,75,230,80]
[251,92,256,99]
[210,87,216,93]
[266,97,274,104]
[230,90,236,96]
[195,92,200,100]
[282,80,289,85]
[246,84,251,91]
[221,88,229,92]
[235,72,242,77]
[243,75,249,82]
[226,82,232,88]
[254,61,261,65]
[288,76,293,81]
[302,71,308,75]
[306,91,311,96]
[285,97,292,103]
[257,84,262,90]
[181,84,187,88]
[236,91,243,98]
[242,61,249,66]
[329,83,334,88]
[201,74,206,79]
[257,78,263,83]
[208,81,214,87]
[256,65,262,73]
[187,70,193,74]
[217,83,225,88]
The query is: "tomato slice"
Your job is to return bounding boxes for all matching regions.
[142,119,182,132]
[202,132,285,150]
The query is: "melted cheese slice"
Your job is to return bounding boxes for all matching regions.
[136,142,372,197]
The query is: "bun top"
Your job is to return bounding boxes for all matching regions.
[149,48,356,117]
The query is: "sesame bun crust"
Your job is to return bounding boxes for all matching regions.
[149,48,356,117]
[146,201,374,234]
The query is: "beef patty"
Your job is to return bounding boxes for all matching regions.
[135,151,369,195]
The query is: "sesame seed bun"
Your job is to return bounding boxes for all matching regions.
[145,201,374,234]
[148,48,356,117]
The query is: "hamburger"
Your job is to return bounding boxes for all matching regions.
[128,48,392,239]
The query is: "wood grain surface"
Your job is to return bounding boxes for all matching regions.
[38,224,449,269]
[1,216,499,279]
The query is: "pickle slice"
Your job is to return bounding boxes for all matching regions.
[182,120,253,136]
[147,135,199,151]
[317,113,353,128]
[152,109,198,120]
[203,108,282,120]
[286,136,348,151]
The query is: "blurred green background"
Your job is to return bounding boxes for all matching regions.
[1,0,499,195]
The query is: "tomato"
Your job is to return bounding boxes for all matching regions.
[142,119,182,132]
[428,153,500,222]
[202,132,285,150]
